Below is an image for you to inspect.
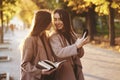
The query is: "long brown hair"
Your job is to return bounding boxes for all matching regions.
[53,8,77,44]
[30,9,51,36]
[19,10,51,51]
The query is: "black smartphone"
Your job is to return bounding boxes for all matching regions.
[82,29,88,38]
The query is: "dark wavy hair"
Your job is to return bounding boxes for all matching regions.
[53,8,77,44]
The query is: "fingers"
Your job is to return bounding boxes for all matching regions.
[82,32,86,39]
[83,37,89,46]
[42,69,49,72]
[83,37,88,42]
[42,68,56,75]
[75,37,89,49]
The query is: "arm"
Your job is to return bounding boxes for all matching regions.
[21,37,41,79]
[49,34,78,58]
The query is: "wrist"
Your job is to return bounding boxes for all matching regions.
[75,43,79,49]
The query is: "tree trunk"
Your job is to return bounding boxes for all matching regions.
[0,0,4,43]
[85,8,96,41]
[108,5,115,46]
[6,15,9,32]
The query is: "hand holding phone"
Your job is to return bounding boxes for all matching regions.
[75,29,88,48]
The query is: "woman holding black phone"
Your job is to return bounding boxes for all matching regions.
[49,8,88,80]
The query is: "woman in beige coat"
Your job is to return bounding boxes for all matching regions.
[20,10,56,80]
[49,9,88,80]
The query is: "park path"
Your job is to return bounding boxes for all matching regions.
[0,29,120,80]
[0,29,29,80]
[82,44,120,80]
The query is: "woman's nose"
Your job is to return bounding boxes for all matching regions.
[55,20,59,24]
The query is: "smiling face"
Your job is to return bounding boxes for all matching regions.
[53,13,64,30]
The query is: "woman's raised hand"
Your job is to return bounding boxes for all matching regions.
[75,32,88,48]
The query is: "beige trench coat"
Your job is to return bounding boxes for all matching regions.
[49,33,85,80]
[21,36,54,80]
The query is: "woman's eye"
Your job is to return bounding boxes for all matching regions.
[58,18,61,21]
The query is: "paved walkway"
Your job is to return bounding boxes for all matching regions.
[0,29,120,80]
[82,44,120,80]
[0,29,29,80]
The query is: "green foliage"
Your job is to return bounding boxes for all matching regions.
[95,16,120,36]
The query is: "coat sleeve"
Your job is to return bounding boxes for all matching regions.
[49,34,79,58]
[21,37,41,79]
[77,47,84,58]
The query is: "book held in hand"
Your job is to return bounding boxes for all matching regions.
[38,60,66,70]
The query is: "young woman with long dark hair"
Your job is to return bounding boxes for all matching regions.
[49,8,88,80]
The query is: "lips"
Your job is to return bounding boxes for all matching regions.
[55,24,61,28]
[55,22,64,30]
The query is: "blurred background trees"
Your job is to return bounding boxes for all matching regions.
[65,0,120,46]
[0,0,120,51]
[0,0,20,43]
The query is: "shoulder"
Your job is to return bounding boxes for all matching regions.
[20,36,37,51]
[24,36,38,46]
[49,32,61,43]
[49,32,59,39]
[25,36,34,42]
